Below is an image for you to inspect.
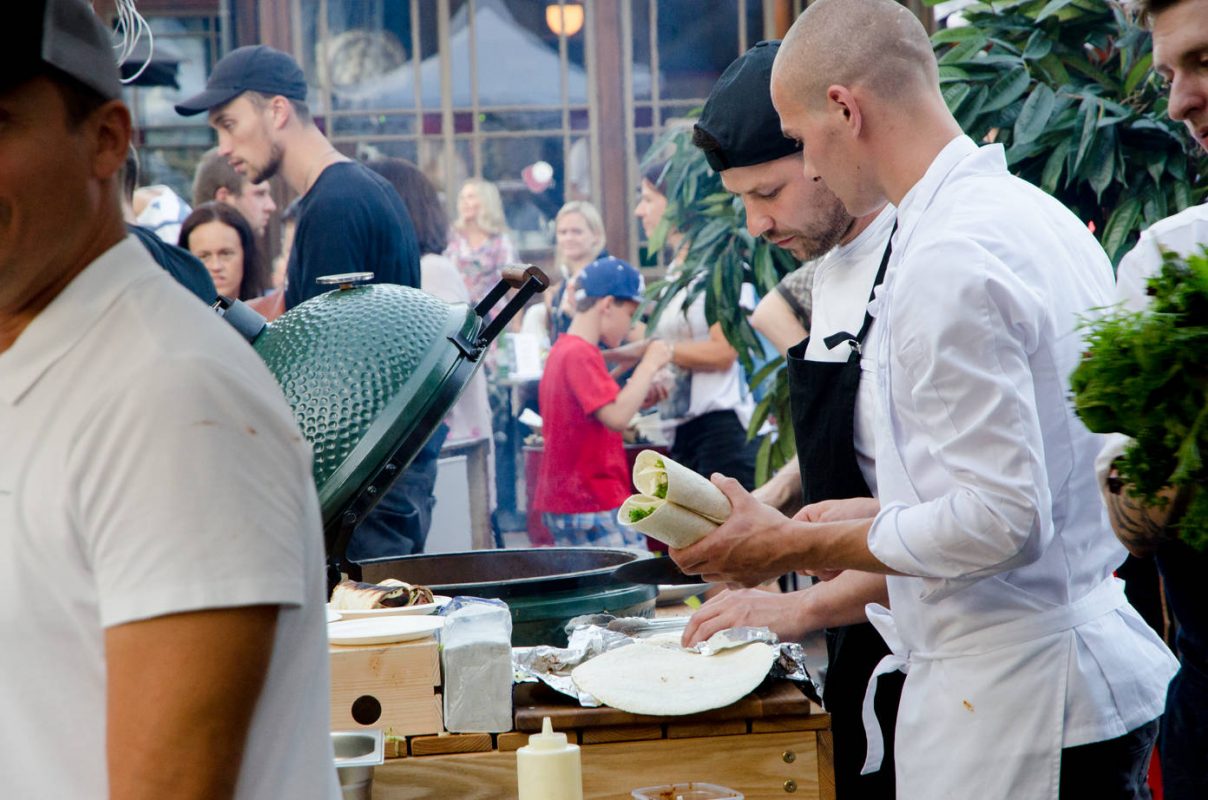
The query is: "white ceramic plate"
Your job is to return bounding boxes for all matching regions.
[327,595,451,619]
[326,609,343,624]
[327,616,444,646]
[656,583,711,606]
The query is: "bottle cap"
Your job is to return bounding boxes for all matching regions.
[526,717,569,751]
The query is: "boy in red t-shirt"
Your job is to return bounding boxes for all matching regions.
[533,256,671,546]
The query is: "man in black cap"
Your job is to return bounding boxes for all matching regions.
[178,45,440,560]
[175,44,420,309]
[678,40,901,799]
[1,2,338,798]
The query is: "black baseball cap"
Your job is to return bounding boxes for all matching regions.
[694,40,803,173]
[175,45,308,116]
[7,0,122,100]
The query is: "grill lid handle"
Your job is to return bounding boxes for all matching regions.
[452,264,550,359]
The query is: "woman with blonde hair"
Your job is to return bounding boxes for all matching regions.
[546,200,607,339]
[445,178,518,301]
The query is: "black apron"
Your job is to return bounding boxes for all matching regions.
[787,234,902,799]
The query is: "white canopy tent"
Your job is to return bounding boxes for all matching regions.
[332,0,655,110]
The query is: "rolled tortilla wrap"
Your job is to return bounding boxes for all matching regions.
[618,494,718,548]
[632,450,731,524]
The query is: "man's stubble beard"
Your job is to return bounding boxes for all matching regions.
[783,199,853,262]
[252,142,285,185]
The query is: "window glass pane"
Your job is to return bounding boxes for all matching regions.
[630,0,653,101]
[352,139,422,171]
[301,0,439,113]
[657,0,742,101]
[478,136,564,240]
[328,111,419,140]
[124,17,224,201]
[465,1,589,110]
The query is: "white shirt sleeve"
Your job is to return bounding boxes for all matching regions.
[868,241,1053,580]
[67,356,321,629]
[1114,234,1161,313]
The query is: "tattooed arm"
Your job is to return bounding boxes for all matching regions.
[1104,462,1190,557]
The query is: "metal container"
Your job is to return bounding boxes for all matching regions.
[332,730,384,800]
[358,547,657,646]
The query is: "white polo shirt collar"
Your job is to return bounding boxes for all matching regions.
[0,236,157,407]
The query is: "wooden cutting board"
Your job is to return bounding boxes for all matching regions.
[513,678,813,731]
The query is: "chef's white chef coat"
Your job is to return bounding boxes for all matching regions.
[862,136,1177,798]
[1116,201,1208,311]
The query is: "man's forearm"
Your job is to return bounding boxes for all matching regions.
[792,516,899,576]
[799,570,890,630]
[598,366,658,430]
[752,459,803,513]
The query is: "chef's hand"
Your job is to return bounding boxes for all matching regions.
[791,497,880,581]
[796,497,880,523]
[669,474,797,587]
[603,339,651,369]
[681,588,809,647]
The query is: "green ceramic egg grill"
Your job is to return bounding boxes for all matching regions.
[251,267,548,573]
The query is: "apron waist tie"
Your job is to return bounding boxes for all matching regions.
[858,576,1128,775]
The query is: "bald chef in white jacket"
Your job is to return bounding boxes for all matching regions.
[669,1,1178,798]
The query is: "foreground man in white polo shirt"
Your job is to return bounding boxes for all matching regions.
[671,0,1177,797]
[0,2,339,798]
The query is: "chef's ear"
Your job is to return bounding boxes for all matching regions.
[825,85,863,139]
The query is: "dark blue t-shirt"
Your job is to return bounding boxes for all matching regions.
[128,223,217,303]
[284,161,421,308]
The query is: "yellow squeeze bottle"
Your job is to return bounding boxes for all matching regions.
[516,716,583,800]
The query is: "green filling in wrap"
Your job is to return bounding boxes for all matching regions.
[628,506,656,523]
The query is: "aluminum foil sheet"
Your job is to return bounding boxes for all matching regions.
[512,615,819,707]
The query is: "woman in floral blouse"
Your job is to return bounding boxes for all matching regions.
[444,178,518,302]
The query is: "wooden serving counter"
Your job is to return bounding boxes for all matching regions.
[372,680,834,799]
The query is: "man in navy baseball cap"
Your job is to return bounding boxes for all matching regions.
[174,45,308,117]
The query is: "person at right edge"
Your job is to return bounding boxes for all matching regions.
[668,1,1177,798]
[175,47,440,561]
[684,41,900,799]
[1097,2,1208,797]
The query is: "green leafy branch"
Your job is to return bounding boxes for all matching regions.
[1071,246,1208,553]
[928,0,1205,263]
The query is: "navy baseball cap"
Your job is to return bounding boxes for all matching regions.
[576,256,646,304]
[694,40,802,172]
[7,0,122,101]
[175,45,308,116]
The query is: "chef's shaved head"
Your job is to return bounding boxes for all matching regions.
[774,0,938,108]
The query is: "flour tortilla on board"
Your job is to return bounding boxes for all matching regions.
[618,451,732,548]
[571,640,777,716]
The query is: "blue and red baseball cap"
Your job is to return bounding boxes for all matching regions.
[575,256,646,304]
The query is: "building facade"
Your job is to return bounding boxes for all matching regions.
[127,0,933,265]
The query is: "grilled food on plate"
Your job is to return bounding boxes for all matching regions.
[330,578,435,610]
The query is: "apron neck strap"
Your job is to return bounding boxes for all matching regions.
[822,221,897,354]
